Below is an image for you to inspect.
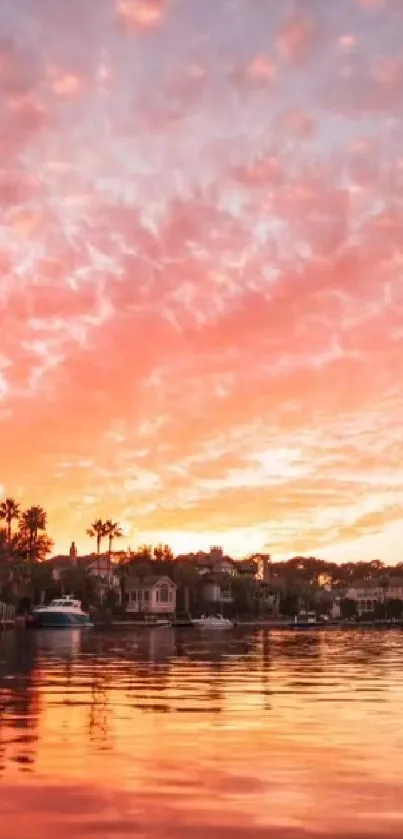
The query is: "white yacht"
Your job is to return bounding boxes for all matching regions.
[192,614,234,630]
[32,595,92,628]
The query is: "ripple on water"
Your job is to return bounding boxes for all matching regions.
[1,628,403,838]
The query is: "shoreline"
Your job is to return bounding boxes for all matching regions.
[97,618,403,630]
[5,616,403,632]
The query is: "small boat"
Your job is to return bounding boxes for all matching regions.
[32,595,92,628]
[292,611,321,629]
[131,618,171,628]
[192,614,234,630]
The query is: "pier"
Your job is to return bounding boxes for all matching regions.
[0,602,16,629]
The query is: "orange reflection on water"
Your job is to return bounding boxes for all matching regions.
[1,628,403,839]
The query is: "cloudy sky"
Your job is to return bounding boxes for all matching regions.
[1,0,403,560]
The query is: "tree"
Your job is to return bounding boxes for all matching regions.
[153,544,174,563]
[16,531,53,563]
[0,498,20,542]
[87,519,107,574]
[385,599,403,620]
[30,561,54,605]
[232,576,258,617]
[0,529,14,595]
[104,521,124,556]
[20,506,47,563]
[59,566,100,609]
[135,544,153,562]
[340,598,357,619]
[172,559,201,617]
[116,558,129,608]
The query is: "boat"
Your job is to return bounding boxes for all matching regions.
[192,614,234,630]
[31,595,93,628]
[292,611,322,629]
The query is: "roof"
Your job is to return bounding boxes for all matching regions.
[48,555,71,569]
[175,552,236,567]
[237,559,258,572]
[125,574,176,589]
[385,577,403,587]
[48,554,107,570]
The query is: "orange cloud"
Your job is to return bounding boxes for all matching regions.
[1,0,402,562]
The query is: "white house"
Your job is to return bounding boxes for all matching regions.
[125,575,176,616]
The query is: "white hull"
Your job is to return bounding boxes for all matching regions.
[32,595,92,628]
[192,615,234,630]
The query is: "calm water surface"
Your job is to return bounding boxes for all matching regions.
[1,627,403,839]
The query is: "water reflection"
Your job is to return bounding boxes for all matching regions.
[0,628,403,838]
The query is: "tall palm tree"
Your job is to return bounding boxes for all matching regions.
[86,519,107,575]
[104,520,124,582]
[0,497,20,542]
[104,520,123,556]
[21,505,47,563]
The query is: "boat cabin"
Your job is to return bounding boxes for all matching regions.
[48,597,81,610]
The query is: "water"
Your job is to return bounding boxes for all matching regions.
[1,627,403,839]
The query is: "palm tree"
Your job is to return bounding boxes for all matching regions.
[86,519,107,575]
[0,497,20,542]
[104,520,123,556]
[173,559,199,618]
[20,505,47,563]
[104,520,124,585]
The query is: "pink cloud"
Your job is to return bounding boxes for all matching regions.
[246,55,277,84]
[116,0,167,31]
[1,0,402,561]
[275,13,317,65]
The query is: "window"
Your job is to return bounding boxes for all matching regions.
[159,584,169,603]
[143,590,150,602]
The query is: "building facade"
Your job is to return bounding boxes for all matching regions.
[346,581,403,615]
[125,575,176,616]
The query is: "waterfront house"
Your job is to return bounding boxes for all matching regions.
[175,546,237,577]
[48,544,120,602]
[124,575,177,616]
[201,573,234,608]
[237,558,259,577]
[346,578,403,615]
[197,548,237,576]
[345,585,383,615]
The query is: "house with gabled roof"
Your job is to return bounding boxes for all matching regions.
[124,575,176,616]
[47,543,120,601]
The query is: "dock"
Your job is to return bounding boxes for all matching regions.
[0,602,16,629]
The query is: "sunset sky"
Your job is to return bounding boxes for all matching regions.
[1,0,403,561]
